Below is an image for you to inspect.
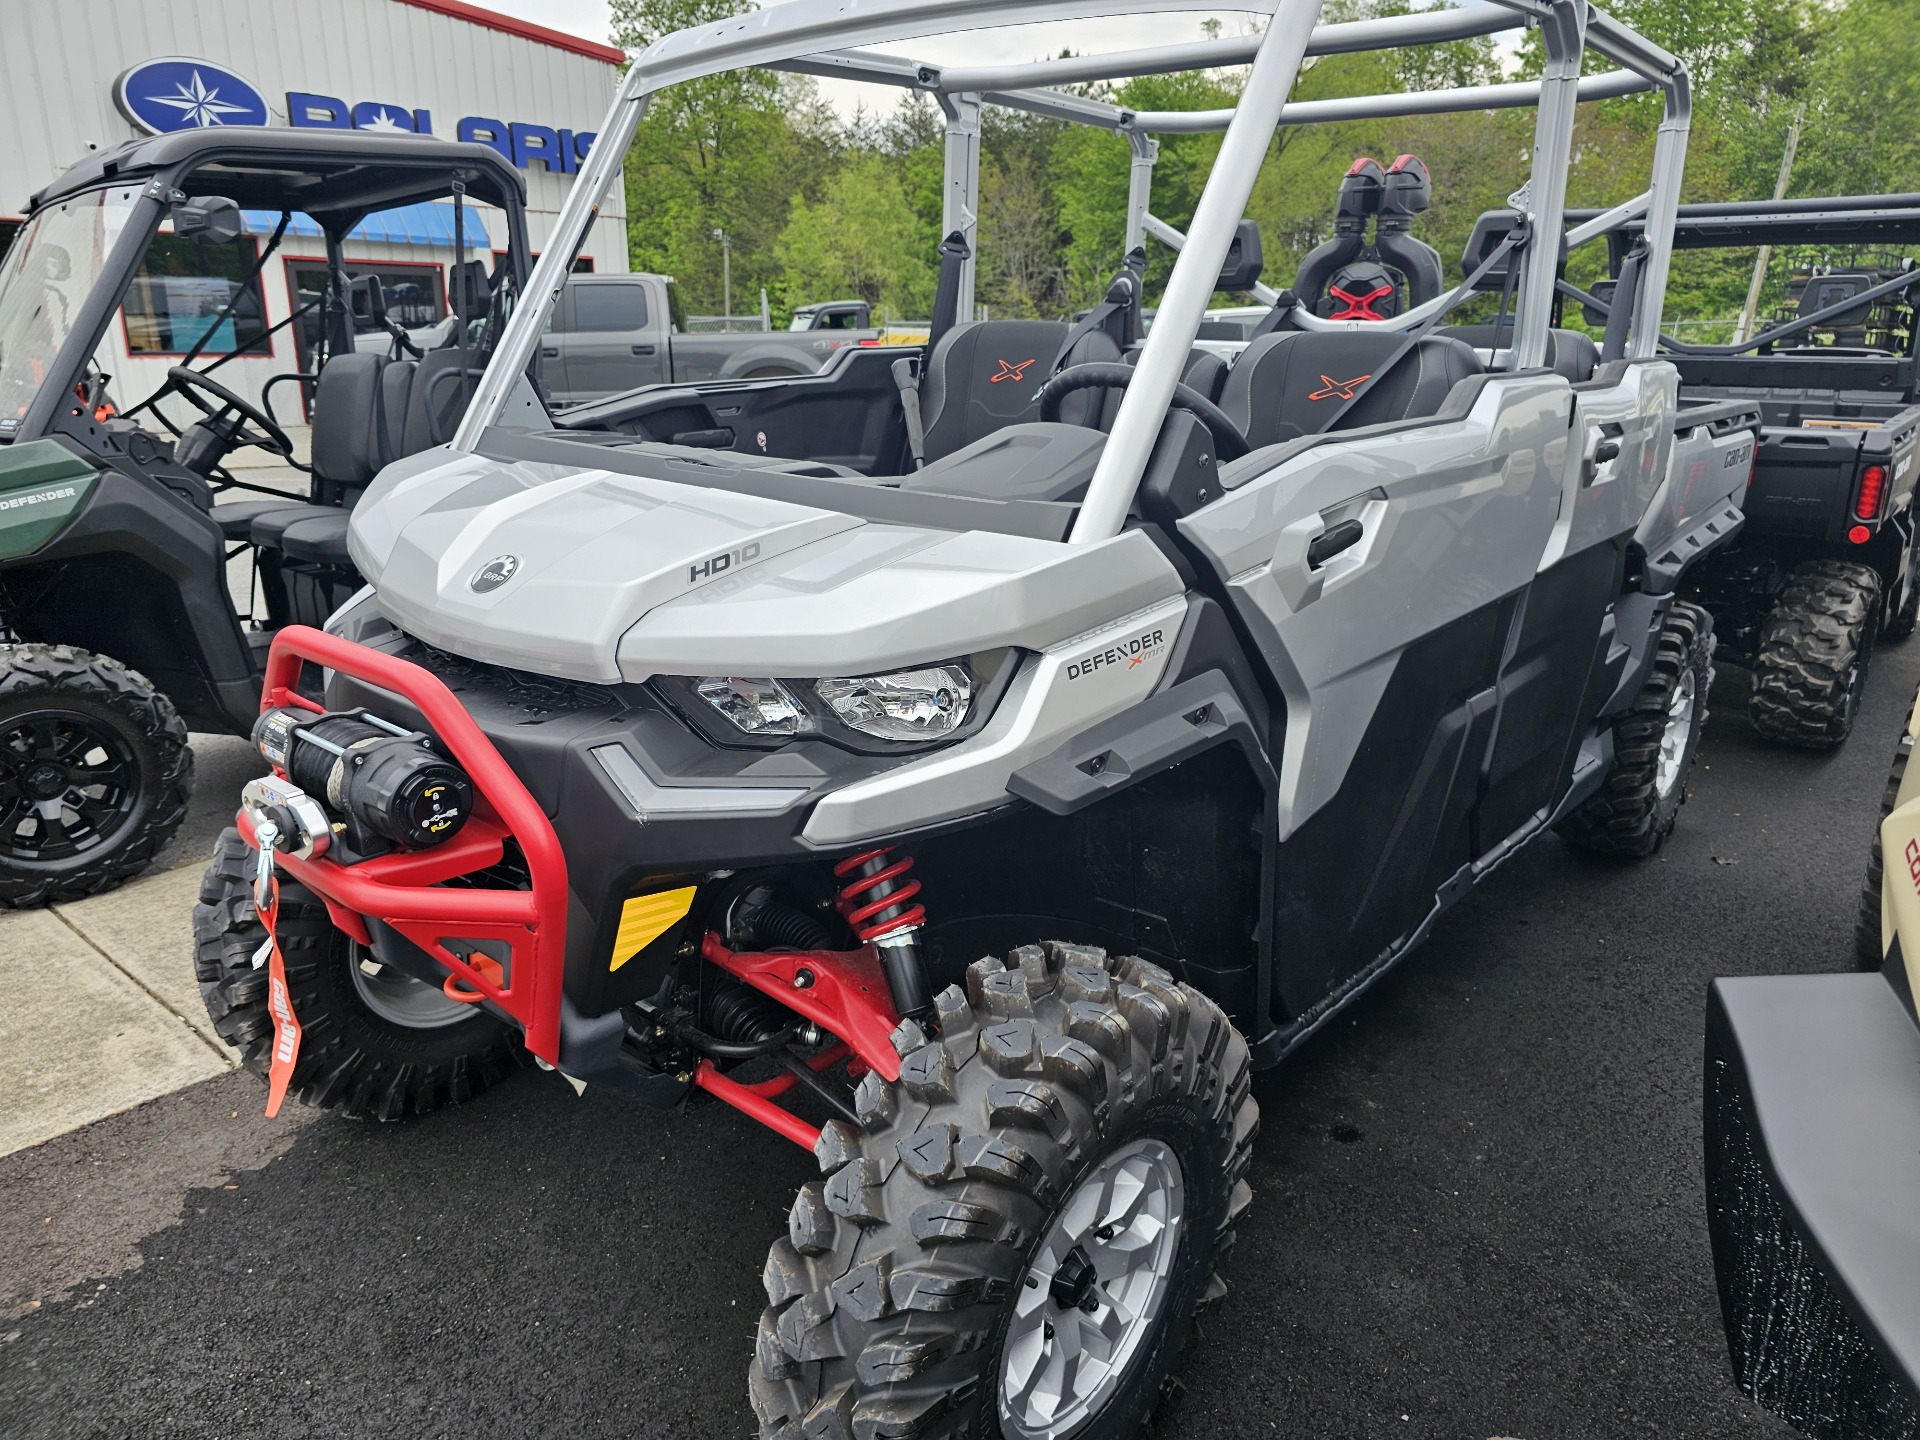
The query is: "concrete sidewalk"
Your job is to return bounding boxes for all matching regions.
[0,733,267,1158]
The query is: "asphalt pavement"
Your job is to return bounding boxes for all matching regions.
[6,638,1914,1440]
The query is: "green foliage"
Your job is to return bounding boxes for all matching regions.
[605,0,1919,330]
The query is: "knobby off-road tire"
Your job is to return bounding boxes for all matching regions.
[1854,714,1914,970]
[1558,600,1714,858]
[0,644,193,907]
[749,941,1257,1440]
[1749,560,1882,750]
[193,827,523,1120]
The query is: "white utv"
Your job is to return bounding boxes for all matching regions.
[193,1,1752,1434]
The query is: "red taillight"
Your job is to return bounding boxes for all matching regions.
[1850,524,1873,545]
[1855,464,1889,521]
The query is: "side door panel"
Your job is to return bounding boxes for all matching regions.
[567,280,666,399]
[1477,363,1675,846]
[1178,375,1572,1009]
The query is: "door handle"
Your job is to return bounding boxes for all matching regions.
[541,346,559,358]
[1307,518,1364,568]
[632,344,657,356]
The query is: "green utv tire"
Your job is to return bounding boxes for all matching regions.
[1749,560,1882,751]
[0,644,193,907]
[749,941,1257,1440]
[194,828,525,1120]
[1558,601,1713,859]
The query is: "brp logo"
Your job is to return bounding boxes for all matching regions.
[469,555,521,594]
[115,58,269,135]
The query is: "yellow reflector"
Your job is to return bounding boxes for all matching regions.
[610,886,698,972]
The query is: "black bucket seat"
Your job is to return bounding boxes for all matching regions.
[1220,330,1482,449]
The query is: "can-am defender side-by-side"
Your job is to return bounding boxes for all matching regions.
[0,130,530,904]
[1706,678,1920,1437]
[1568,196,1920,750]
[194,1,1735,1433]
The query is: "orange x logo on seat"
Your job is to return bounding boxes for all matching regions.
[1308,373,1372,402]
[990,358,1036,384]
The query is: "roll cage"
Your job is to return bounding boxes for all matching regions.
[458,0,1690,538]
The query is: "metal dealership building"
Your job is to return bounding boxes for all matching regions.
[0,0,626,412]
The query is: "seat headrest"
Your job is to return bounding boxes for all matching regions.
[916,319,1069,464]
[308,352,386,489]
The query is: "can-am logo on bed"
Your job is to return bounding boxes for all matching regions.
[115,59,269,135]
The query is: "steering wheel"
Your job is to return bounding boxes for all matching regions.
[162,365,295,459]
[1036,361,1250,461]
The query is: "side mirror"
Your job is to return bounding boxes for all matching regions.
[174,195,242,246]
[449,259,489,319]
[1580,278,1618,328]
[1217,218,1265,293]
[350,273,386,326]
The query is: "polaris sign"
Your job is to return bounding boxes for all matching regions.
[112,58,595,173]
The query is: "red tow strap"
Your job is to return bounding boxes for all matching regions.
[259,879,303,1118]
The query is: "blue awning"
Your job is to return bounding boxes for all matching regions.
[241,200,484,250]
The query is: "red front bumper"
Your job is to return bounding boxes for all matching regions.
[242,626,570,1064]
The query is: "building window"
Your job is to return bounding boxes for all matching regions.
[123,235,269,355]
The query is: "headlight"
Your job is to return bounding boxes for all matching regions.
[662,654,1006,754]
[815,665,972,741]
[692,676,816,737]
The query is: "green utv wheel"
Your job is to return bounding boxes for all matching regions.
[1749,560,1882,750]
[1558,601,1713,859]
[0,644,193,907]
[194,828,525,1120]
[749,942,1258,1440]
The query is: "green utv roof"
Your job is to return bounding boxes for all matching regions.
[29,128,526,228]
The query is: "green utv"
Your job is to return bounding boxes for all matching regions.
[0,129,528,904]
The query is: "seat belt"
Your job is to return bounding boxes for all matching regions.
[894,231,972,470]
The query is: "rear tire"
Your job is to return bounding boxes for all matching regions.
[0,644,193,907]
[1749,560,1881,750]
[748,941,1257,1440]
[1558,600,1712,858]
[192,827,524,1120]
[1854,711,1914,970]
[1882,535,1920,643]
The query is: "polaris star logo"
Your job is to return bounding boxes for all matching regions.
[689,542,761,584]
[115,58,269,135]
[990,358,1037,385]
[1308,374,1372,402]
[469,555,520,593]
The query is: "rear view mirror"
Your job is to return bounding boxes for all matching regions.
[1217,218,1265,293]
[174,195,242,246]
[1580,278,1617,328]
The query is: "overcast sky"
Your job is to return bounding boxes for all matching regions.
[480,2,1267,117]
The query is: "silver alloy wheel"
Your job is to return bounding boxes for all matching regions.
[349,948,481,1029]
[1656,667,1698,798]
[998,1137,1187,1439]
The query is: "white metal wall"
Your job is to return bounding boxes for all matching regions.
[0,0,627,270]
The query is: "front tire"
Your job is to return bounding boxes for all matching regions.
[749,942,1257,1440]
[192,827,525,1120]
[1559,600,1713,858]
[0,644,193,907]
[1749,560,1881,750]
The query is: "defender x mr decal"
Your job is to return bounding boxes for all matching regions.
[990,358,1037,384]
[1309,373,1374,402]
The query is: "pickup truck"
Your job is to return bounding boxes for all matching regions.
[541,273,881,406]
[1574,196,1920,750]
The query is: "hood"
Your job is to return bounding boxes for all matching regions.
[348,447,1184,685]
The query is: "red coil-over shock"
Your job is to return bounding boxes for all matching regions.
[834,846,932,1016]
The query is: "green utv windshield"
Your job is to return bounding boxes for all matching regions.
[0,187,141,438]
